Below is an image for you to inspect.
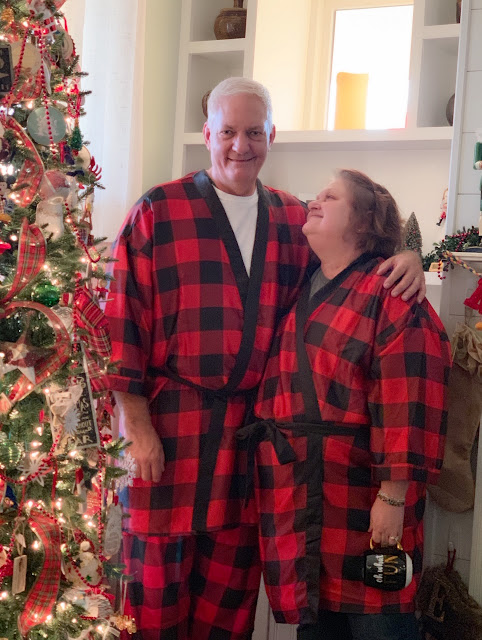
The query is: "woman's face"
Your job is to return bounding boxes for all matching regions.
[302,178,356,254]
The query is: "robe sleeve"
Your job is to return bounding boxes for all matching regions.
[104,198,155,397]
[367,297,451,485]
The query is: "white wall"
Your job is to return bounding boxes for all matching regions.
[253,0,312,131]
[142,1,182,193]
[261,147,450,255]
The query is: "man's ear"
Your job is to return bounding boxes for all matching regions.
[268,124,276,148]
[203,122,211,150]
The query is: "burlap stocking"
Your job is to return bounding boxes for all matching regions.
[428,323,482,513]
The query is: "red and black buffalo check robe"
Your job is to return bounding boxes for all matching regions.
[243,253,451,624]
[105,170,311,536]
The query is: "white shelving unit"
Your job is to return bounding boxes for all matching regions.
[173,0,460,181]
[407,0,461,128]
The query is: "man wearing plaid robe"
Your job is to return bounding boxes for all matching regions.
[106,169,311,639]
[249,253,451,626]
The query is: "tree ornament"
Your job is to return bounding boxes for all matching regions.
[10,41,42,77]
[31,282,60,307]
[69,122,83,152]
[35,197,65,240]
[39,169,71,200]
[0,7,14,24]
[63,539,103,590]
[0,438,23,467]
[402,212,423,258]
[0,43,14,96]
[0,440,23,469]
[27,106,67,146]
[103,502,123,558]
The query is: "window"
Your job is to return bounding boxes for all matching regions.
[327,5,414,130]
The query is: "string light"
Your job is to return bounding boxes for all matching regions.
[32,540,40,550]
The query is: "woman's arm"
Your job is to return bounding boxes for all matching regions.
[369,480,408,547]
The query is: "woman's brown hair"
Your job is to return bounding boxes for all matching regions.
[337,169,402,259]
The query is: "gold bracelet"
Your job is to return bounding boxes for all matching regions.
[376,490,405,507]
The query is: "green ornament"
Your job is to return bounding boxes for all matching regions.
[69,125,83,152]
[0,439,22,468]
[32,282,60,307]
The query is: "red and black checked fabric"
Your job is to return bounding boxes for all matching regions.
[18,510,62,636]
[122,526,261,640]
[105,170,311,535]
[1,218,46,306]
[252,254,451,621]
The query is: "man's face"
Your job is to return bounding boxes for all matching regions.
[203,93,276,196]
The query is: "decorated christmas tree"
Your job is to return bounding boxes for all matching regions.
[0,2,133,639]
[402,212,423,258]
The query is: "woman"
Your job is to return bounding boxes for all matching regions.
[240,170,451,640]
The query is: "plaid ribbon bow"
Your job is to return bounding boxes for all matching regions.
[0,218,46,310]
[74,285,112,391]
[17,510,62,637]
[0,219,70,408]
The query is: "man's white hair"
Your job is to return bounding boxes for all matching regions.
[207,77,273,132]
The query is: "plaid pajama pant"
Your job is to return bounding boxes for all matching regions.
[122,525,261,640]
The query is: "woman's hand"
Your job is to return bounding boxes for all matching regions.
[369,498,405,548]
[377,250,426,303]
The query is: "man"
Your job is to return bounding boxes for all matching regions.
[105,77,425,640]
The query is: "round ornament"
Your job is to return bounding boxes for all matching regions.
[0,439,23,467]
[58,26,74,61]
[27,106,67,146]
[77,145,91,169]
[63,540,103,590]
[10,41,42,76]
[32,282,60,307]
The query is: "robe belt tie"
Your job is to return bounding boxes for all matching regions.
[236,419,358,506]
[159,367,257,530]
[236,419,297,506]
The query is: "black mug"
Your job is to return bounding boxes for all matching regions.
[363,539,413,591]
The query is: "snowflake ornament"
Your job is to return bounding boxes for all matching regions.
[115,452,136,492]
[19,453,49,485]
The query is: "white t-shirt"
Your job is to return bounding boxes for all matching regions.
[214,186,259,275]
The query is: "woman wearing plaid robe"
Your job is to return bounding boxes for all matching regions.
[245,170,451,640]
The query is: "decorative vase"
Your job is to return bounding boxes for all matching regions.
[456,0,462,23]
[446,93,455,126]
[214,0,247,40]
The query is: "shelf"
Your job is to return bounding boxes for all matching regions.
[183,127,454,151]
[451,251,482,263]
[423,23,460,40]
[189,39,246,55]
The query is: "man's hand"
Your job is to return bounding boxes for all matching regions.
[128,424,165,482]
[114,391,165,482]
[377,250,426,303]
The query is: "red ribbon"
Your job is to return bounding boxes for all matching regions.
[17,510,62,637]
[0,218,46,308]
[1,119,44,206]
[0,219,70,408]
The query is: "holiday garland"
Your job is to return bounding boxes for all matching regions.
[422,226,481,271]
